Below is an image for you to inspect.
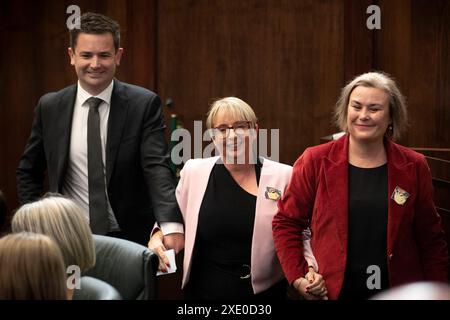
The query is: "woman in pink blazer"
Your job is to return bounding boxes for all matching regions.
[149,97,327,299]
[273,72,448,300]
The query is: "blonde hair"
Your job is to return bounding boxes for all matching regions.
[12,195,95,273]
[0,232,67,300]
[334,71,408,141]
[206,97,258,129]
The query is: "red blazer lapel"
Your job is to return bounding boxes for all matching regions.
[323,135,350,254]
[386,141,415,255]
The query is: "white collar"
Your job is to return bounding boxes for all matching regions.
[77,80,114,106]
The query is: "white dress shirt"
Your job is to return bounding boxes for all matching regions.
[62,81,120,231]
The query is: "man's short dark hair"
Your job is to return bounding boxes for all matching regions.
[69,12,121,52]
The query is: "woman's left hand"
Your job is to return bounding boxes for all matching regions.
[148,230,170,273]
[304,266,328,299]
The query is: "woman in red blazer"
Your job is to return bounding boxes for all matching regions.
[273,71,448,300]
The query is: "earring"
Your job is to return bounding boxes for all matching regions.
[386,124,394,138]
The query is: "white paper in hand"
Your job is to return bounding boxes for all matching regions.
[156,249,177,276]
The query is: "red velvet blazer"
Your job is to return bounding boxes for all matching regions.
[273,134,448,300]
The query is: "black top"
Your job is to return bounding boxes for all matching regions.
[339,163,390,300]
[185,160,285,299]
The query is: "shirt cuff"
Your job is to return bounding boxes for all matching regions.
[160,222,184,235]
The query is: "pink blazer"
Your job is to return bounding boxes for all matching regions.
[176,156,318,294]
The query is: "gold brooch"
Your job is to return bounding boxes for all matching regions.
[391,186,410,205]
[265,187,282,201]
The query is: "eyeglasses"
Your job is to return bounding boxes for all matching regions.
[212,121,252,139]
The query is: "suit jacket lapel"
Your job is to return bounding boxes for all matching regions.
[386,141,414,254]
[183,157,219,238]
[182,156,220,288]
[55,85,77,190]
[106,79,128,186]
[252,159,275,269]
[251,158,285,291]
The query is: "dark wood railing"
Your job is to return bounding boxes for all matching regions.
[410,148,450,263]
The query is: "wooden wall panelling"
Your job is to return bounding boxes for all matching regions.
[157,0,345,166]
[343,0,375,82]
[0,1,47,219]
[0,0,158,217]
[377,0,450,148]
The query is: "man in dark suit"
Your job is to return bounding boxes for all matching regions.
[16,12,183,248]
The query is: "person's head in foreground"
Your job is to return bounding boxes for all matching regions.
[0,232,67,300]
[371,282,450,300]
[12,194,95,299]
